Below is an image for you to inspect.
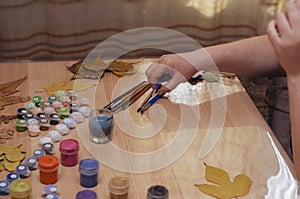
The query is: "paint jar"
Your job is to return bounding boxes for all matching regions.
[24,157,38,170]
[16,119,27,132]
[42,143,55,155]
[89,109,113,144]
[43,106,55,115]
[108,176,129,199]
[6,173,19,183]
[66,90,78,101]
[49,113,60,125]
[9,179,31,199]
[79,159,99,188]
[33,149,46,160]
[76,190,98,199]
[79,98,89,107]
[36,112,47,120]
[39,137,53,146]
[24,102,35,112]
[59,107,69,119]
[40,101,51,109]
[78,106,90,118]
[47,130,62,142]
[15,165,30,178]
[55,90,65,98]
[27,124,40,137]
[55,124,69,136]
[39,119,50,131]
[0,180,9,195]
[63,118,76,129]
[38,155,59,184]
[17,108,27,119]
[71,112,84,123]
[59,96,71,107]
[69,102,79,113]
[43,184,59,195]
[51,101,63,113]
[45,193,60,199]
[26,118,39,126]
[32,96,42,107]
[147,185,169,199]
[48,96,57,103]
[59,139,79,167]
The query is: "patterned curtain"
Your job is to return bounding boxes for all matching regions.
[0,0,286,61]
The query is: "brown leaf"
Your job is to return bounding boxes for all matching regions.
[0,76,26,97]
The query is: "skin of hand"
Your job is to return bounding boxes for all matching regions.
[267,0,300,180]
[145,53,198,95]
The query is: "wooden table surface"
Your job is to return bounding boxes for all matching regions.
[0,60,296,199]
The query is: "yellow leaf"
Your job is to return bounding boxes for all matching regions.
[44,80,95,95]
[5,149,25,162]
[0,161,5,171]
[3,159,20,172]
[195,163,252,199]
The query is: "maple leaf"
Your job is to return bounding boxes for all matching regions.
[43,80,96,95]
[195,163,252,199]
[0,76,31,110]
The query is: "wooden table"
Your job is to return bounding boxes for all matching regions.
[0,60,296,199]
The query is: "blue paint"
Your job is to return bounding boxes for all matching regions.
[76,190,98,199]
[6,173,19,182]
[79,159,99,188]
[0,181,9,195]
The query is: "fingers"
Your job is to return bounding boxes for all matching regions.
[267,20,281,48]
[285,0,300,29]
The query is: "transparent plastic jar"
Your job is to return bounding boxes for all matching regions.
[59,139,79,166]
[79,159,99,188]
[108,176,129,199]
[38,155,59,184]
[9,179,31,199]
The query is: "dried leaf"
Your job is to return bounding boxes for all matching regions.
[43,80,95,95]
[195,163,252,199]
[0,76,30,110]
[6,149,25,162]
[0,161,5,171]
[3,159,20,172]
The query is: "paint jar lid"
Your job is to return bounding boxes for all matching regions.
[59,139,79,154]
[0,180,10,194]
[147,185,169,199]
[9,179,31,198]
[38,155,59,170]
[108,176,129,195]
[76,190,98,199]
[6,173,19,182]
[79,159,99,175]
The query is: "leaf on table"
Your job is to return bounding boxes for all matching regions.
[195,163,252,199]
[5,149,25,162]
[0,76,30,110]
[43,80,96,95]
[3,159,20,172]
[0,144,25,172]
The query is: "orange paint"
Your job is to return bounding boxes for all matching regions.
[38,155,59,184]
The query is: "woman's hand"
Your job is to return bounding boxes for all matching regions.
[267,0,300,77]
[145,53,198,95]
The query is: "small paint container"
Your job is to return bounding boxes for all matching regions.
[55,124,69,136]
[108,176,129,199]
[45,193,60,199]
[43,184,59,195]
[71,112,84,123]
[23,113,34,121]
[147,185,169,199]
[32,96,42,107]
[16,119,27,132]
[24,102,35,111]
[63,118,76,129]
[49,113,60,125]
[39,137,53,146]
[36,112,47,120]
[42,143,55,155]
[48,130,62,143]
[9,179,31,199]
[66,90,78,101]
[59,139,79,167]
[6,173,19,183]
[59,96,70,107]
[79,98,89,107]
[24,157,38,170]
[78,106,91,118]
[27,124,40,137]
[79,159,99,188]
[15,165,30,178]
[33,149,46,160]
[17,108,27,119]
[59,107,69,119]
[26,118,39,126]
[76,190,98,199]
[55,90,66,98]
[48,96,57,103]
[40,101,51,109]
[51,101,63,112]
[38,155,59,184]
[43,106,55,115]
[69,102,79,113]
[0,180,10,195]
[39,119,50,131]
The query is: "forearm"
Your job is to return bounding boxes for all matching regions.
[187,35,285,76]
[286,76,300,179]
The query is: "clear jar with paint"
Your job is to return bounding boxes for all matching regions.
[15,165,30,178]
[38,155,59,184]
[0,180,9,195]
[147,185,169,199]
[59,139,79,167]
[49,113,60,125]
[24,157,38,170]
[108,176,129,199]
[79,159,99,188]
[9,179,31,199]
[6,173,19,183]
[76,190,98,199]
[16,119,27,132]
